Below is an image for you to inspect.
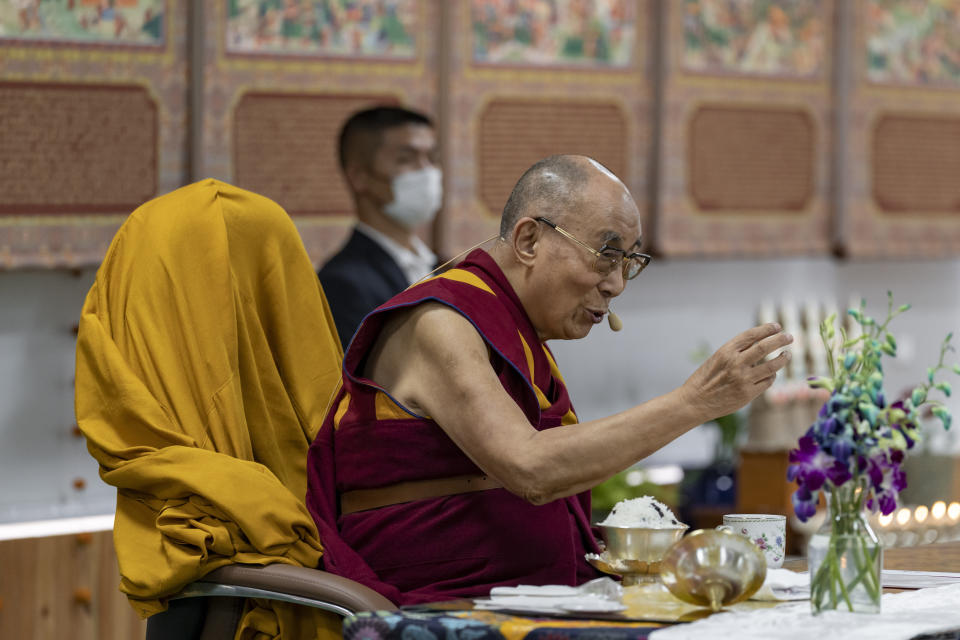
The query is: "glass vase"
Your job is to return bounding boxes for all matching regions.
[807,483,883,614]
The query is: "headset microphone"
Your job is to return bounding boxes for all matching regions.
[607,310,623,332]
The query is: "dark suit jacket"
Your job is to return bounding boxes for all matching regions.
[318,228,409,349]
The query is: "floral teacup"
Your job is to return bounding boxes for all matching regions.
[717,514,785,568]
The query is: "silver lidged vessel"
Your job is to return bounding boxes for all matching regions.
[660,528,768,611]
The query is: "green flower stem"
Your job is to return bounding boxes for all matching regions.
[842,536,880,600]
[828,563,836,607]
[829,568,837,608]
[811,546,837,609]
[830,552,854,610]
[811,484,881,614]
[859,537,882,600]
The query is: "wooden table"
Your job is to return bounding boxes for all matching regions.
[884,541,960,571]
[783,540,960,582]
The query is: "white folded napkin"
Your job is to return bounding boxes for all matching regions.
[490,585,581,597]
[475,578,626,614]
[751,568,810,601]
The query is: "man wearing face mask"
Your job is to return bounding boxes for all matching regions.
[318,106,442,348]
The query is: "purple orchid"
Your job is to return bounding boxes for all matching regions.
[788,388,903,521]
[791,485,818,521]
[787,297,957,525]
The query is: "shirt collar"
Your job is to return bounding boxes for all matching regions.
[356,223,437,286]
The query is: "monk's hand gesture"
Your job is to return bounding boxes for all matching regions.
[680,323,793,422]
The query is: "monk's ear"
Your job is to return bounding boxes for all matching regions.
[511,217,542,267]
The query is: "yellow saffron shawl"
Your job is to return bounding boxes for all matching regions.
[75,179,343,639]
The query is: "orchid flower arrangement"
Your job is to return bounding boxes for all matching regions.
[787,294,958,613]
[788,293,958,523]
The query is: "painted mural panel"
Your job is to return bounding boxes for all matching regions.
[865,0,960,86]
[0,0,186,269]
[0,83,157,214]
[840,2,960,257]
[471,0,635,68]
[689,105,814,212]
[478,100,629,214]
[0,0,165,46]
[439,1,650,264]
[657,0,832,257]
[682,0,825,77]
[233,93,397,216]
[225,0,417,58]
[206,1,439,266]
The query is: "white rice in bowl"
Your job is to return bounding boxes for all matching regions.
[599,496,683,528]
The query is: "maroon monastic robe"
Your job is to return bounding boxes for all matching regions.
[305,249,601,604]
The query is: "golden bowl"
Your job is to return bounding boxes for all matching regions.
[587,524,689,586]
[659,528,767,611]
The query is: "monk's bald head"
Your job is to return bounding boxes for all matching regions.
[499,155,623,238]
[492,155,641,342]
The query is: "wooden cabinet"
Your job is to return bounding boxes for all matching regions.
[0,531,145,640]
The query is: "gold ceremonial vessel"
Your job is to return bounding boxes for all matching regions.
[659,528,767,611]
[586,523,689,586]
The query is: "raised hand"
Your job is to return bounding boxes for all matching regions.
[680,323,793,422]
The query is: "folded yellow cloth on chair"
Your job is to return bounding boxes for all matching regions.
[75,179,344,639]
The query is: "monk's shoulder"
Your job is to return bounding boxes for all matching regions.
[404,302,487,360]
[364,301,486,381]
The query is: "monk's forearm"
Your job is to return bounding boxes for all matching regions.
[504,388,706,505]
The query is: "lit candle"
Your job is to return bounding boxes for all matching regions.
[932,501,947,521]
[896,507,911,526]
[878,513,894,528]
[915,505,929,524]
[948,502,960,521]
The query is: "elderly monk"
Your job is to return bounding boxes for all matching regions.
[306,155,792,605]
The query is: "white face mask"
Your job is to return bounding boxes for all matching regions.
[383,166,443,229]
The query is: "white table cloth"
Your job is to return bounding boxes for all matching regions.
[650,583,960,640]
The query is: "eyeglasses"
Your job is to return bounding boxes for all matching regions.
[536,217,651,280]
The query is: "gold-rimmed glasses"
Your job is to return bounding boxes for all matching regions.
[535,217,651,280]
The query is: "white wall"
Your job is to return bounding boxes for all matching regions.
[0,269,114,524]
[2,258,959,523]
[550,257,960,467]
